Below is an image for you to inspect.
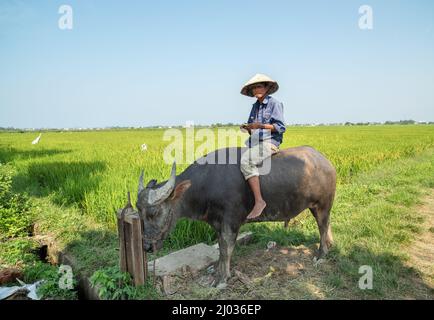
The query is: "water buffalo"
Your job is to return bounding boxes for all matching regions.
[136,145,336,286]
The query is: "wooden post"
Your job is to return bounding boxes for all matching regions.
[130,214,146,286]
[117,206,147,286]
[117,210,128,273]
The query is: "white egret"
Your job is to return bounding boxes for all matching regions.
[32,133,42,145]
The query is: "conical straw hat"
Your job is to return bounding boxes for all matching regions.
[240,73,279,97]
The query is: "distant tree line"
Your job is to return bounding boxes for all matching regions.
[1,120,433,132]
[343,120,434,126]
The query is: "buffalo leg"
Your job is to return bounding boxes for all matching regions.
[215,225,238,286]
[309,205,333,258]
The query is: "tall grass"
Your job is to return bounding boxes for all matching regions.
[1,125,434,247]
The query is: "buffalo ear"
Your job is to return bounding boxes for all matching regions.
[169,180,191,201]
[146,179,157,188]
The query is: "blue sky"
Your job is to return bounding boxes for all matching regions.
[1,0,433,128]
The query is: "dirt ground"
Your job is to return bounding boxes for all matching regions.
[159,191,434,300]
[404,190,434,291]
[163,243,337,300]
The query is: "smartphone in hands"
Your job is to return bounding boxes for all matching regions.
[240,123,249,133]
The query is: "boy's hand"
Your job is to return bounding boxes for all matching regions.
[240,123,251,134]
[244,123,275,132]
[247,123,262,130]
[241,123,262,130]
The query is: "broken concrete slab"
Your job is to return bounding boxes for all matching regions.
[148,243,219,277]
[148,232,253,277]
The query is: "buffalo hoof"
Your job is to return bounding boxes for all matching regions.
[216,282,228,290]
[211,275,229,289]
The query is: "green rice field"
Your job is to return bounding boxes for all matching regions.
[1,124,434,299]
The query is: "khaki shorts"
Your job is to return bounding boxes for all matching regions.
[240,141,279,180]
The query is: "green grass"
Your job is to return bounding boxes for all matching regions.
[241,147,434,298]
[0,163,34,240]
[90,265,161,300]
[0,164,78,299]
[1,125,434,299]
[1,125,433,230]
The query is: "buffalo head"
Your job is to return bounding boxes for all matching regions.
[136,161,191,252]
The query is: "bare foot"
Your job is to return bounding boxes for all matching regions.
[246,200,266,219]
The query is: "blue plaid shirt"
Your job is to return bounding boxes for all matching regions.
[245,95,286,147]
